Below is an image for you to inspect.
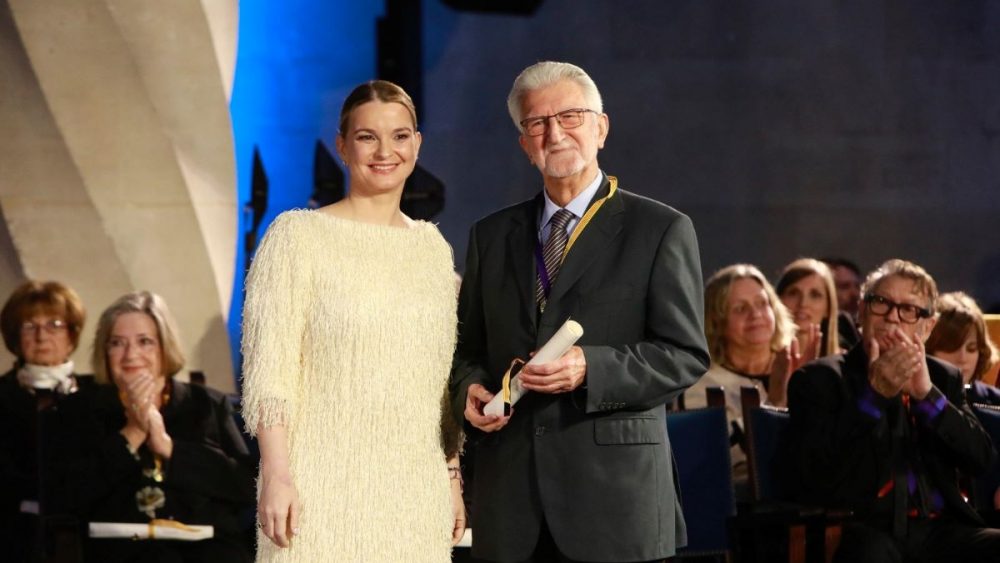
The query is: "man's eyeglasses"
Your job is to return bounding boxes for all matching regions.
[20,319,68,335]
[519,108,597,137]
[863,294,931,324]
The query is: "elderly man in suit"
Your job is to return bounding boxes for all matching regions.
[788,259,1000,562]
[450,61,710,563]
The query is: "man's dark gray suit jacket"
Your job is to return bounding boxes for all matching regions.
[450,175,710,562]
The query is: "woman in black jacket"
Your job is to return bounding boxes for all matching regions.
[76,291,255,563]
[0,280,115,562]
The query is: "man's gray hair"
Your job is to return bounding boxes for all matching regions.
[506,61,603,131]
[861,258,939,310]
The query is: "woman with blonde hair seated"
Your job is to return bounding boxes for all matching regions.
[684,264,811,491]
[926,291,1000,405]
[776,257,859,357]
[75,291,255,562]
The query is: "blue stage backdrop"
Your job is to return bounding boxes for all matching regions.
[228,2,384,386]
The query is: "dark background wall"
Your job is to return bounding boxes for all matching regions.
[418,0,1000,308]
[224,0,999,378]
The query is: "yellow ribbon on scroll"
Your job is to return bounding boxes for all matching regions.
[147,519,202,540]
[500,358,526,416]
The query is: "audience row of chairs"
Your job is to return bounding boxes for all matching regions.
[667,387,1000,563]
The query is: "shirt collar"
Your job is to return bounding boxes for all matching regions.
[540,170,604,230]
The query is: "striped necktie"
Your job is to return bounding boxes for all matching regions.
[536,209,574,308]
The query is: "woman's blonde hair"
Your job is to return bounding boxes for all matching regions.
[704,264,795,366]
[91,291,185,384]
[338,80,417,136]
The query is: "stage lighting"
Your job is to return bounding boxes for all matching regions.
[244,146,269,259]
[310,140,345,208]
[402,164,445,220]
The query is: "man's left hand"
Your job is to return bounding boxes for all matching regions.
[518,346,587,394]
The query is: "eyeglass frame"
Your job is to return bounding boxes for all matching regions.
[519,108,598,137]
[20,319,69,335]
[862,293,932,324]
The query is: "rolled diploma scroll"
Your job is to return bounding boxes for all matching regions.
[89,521,214,541]
[484,319,584,417]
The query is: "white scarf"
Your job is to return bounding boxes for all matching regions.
[17,360,76,395]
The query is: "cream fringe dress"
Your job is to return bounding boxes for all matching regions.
[241,210,460,562]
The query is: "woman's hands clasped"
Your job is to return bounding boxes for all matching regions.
[119,371,173,459]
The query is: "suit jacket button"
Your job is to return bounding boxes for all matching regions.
[535,426,546,437]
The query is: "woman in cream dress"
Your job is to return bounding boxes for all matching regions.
[241,81,464,562]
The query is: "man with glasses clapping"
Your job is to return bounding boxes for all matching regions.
[787,259,1000,562]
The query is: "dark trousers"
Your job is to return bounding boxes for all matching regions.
[834,517,1000,563]
[514,519,666,563]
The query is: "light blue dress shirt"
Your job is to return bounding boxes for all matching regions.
[538,170,604,245]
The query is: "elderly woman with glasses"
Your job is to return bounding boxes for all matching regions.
[0,280,117,562]
[70,291,255,563]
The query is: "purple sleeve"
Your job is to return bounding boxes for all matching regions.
[911,386,947,425]
[857,378,891,420]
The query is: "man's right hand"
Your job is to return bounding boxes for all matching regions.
[867,329,922,398]
[464,383,510,432]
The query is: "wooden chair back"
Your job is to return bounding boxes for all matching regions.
[984,315,1000,386]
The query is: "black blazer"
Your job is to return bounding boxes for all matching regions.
[967,380,1000,407]
[451,176,710,562]
[0,369,119,562]
[787,344,996,527]
[69,380,255,562]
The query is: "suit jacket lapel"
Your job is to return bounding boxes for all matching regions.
[544,181,624,308]
[506,196,542,327]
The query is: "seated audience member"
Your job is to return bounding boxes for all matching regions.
[75,291,255,563]
[777,258,841,357]
[0,281,116,562]
[778,258,860,354]
[787,259,1000,562]
[684,264,804,489]
[822,256,863,321]
[926,291,1000,405]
